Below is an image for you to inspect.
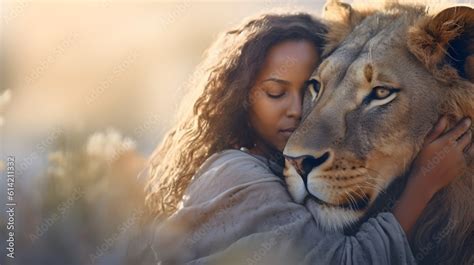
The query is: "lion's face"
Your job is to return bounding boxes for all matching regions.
[283,2,474,231]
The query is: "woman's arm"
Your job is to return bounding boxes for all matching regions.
[393,116,472,235]
[147,150,416,264]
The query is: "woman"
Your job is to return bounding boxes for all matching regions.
[132,12,472,264]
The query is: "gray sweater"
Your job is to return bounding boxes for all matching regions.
[138,149,417,265]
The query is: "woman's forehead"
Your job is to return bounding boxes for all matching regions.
[256,40,319,81]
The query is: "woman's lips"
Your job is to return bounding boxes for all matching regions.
[279,128,296,138]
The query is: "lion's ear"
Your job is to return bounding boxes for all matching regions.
[322,0,372,56]
[322,0,353,55]
[323,0,352,21]
[408,6,474,82]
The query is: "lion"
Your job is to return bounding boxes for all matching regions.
[283,1,474,264]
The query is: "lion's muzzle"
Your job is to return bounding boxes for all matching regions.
[284,152,372,211]
[284,152,330,183]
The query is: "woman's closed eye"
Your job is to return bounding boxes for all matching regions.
[266,92,285,98]
[264,86,286,99]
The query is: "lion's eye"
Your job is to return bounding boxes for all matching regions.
[305,79,321,102]
[374,87,391,99]
[365,86,400,110]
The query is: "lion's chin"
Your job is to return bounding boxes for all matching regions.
[305,196,367,232]
[308,192,370,211]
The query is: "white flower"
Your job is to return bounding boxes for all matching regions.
[0,89,11,109]
[47,151,67,178]
[86,128,136,163]
[0,89,12,127]
[48,151,66,165]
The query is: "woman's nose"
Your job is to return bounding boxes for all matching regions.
[287,93,302,119]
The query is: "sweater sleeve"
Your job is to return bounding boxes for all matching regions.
[150,150,417,265]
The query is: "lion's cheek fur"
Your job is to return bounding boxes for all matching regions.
[365,132,416,185]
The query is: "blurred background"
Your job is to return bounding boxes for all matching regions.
[0,0,471,264]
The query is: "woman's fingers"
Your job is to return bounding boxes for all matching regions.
[440,117,471,144]
[467,141,474,157]
[457,130,472,151]
[424,116,448,145]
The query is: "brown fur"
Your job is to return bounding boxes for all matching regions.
[322,1,377,56]
[410,9,474,263]
[467,55,474,80]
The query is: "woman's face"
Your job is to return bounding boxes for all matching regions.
[249,40,320,152]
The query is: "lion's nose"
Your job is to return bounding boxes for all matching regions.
[285,152,331,182]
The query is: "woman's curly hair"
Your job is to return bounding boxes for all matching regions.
[145,11,327,218]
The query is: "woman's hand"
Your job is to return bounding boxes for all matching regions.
[393,115,472,235]
[409,115,472,197]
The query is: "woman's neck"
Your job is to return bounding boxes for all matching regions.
[248,139,282,162]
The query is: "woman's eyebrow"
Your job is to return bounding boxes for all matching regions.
[261,78,291,86]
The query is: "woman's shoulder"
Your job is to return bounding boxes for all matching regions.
[194,149,280,186]
[197,149,270,174]
[183,149,284,205]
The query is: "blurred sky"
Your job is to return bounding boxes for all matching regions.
[0,0,472,180]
